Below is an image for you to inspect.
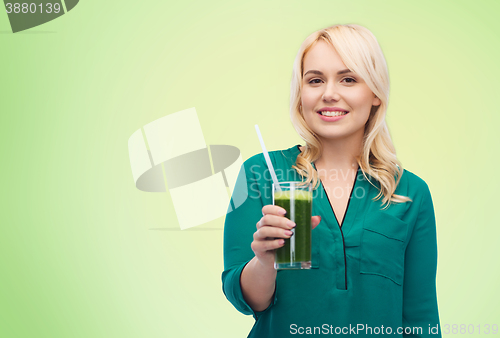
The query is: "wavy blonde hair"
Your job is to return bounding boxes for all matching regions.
[290,24,412,209]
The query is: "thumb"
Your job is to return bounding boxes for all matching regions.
[311,215,322,229]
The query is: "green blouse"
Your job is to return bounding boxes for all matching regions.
[222,145,441,337]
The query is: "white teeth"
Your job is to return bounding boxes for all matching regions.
[320,111,348,117]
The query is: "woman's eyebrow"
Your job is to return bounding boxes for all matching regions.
[303,69,353,76]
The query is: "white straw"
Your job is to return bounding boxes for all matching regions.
[254,125,281,191]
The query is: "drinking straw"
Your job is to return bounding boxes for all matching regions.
[254,124,281,191]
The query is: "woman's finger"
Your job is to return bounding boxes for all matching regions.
[257,214,295,230]
[254,226,293,241]
[262,204,287,217]
[311,215,322,230]
[252,238,285,253]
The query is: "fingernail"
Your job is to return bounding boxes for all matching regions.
[284,230,293,236]
[287,221,296,228]
[280,209,287,215]
[279,239,285,245]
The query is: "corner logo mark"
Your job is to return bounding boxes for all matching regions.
[128,108,248,230]
[4,0,79,33]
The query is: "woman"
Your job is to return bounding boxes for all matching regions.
[222,24,441,337]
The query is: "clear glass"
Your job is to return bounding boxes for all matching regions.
[273,181,313,269]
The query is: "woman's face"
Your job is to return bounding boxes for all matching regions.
[301,41,381,142]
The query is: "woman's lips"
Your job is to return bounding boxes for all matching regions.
[316,110,349,122]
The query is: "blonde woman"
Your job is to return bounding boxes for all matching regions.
[222,24,441,337]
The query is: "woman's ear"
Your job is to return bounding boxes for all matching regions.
[373,95,381,106]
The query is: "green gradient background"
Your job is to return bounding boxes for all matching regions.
[1,1,499,337]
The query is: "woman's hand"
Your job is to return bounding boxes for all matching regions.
[252,205,321,268]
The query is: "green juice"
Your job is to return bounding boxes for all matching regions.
[274,189,312,269]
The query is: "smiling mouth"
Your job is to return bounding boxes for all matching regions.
[317,111,349,117]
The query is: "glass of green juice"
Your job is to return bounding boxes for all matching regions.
[273,181,313,270]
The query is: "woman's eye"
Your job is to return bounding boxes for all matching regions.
[308,79,322,84]
[342,77,356,84]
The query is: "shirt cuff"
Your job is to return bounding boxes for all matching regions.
[222,260,278,320]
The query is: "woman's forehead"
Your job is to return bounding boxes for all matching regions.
[303,41,348,75]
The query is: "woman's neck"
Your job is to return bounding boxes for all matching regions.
[313,132,362,176]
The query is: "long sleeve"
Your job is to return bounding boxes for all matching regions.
[221,156,277,320]
[402,181,442,337]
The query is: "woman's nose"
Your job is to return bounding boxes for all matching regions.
[322,84,340,102]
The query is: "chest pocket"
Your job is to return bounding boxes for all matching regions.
[360,212,408,285]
